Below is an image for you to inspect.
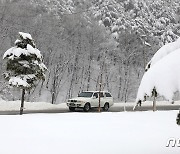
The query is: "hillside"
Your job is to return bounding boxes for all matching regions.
[0,0,180,103]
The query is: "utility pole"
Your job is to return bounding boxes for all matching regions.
[98,73,102,112]
[153,96,156,112]
[98,46,106,112]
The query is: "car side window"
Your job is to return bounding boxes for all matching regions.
[93,93,98,98]
[100,92,104,97]
[105,92,112,97]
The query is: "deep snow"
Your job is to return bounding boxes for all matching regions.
[0,101,179,154]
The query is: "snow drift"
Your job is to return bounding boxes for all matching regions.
[136,48,180,103]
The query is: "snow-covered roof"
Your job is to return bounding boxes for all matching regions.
[136,47,180,103]
[19,32,32,40]
[146,37,180,71]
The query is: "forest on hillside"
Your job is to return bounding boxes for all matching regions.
[0,0,180,103]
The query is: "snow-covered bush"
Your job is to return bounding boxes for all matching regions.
[3,32,47,114]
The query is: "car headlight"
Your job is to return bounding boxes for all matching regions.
[77,100,84,103]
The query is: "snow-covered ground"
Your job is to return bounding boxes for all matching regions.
[0,99,67,111]
[0,99,180,111]
[0,100,179,154]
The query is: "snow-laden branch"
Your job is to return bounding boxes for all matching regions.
[145,37,180,71]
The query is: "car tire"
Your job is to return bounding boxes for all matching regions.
[176,112,180,125]
[103,103,109,111]
[69,107,76,112]
[83,103,91,112]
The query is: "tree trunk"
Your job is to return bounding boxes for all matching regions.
[118,62,122,100]
[153,96,156,112]
[20,89,25,115]
[124,64,130,103]
[87,61,91,91]
[51,74,56,104]
[152,88,157,112]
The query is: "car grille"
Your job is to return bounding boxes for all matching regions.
[68,100,77,102]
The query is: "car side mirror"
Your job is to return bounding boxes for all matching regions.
[93,96,97,99]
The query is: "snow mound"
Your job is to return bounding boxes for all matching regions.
[146,37,180,71]
[136,48,180,102]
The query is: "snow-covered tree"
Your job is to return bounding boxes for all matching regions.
[145,37,180,71]
[3,32,47,114]
[135,46,180,110]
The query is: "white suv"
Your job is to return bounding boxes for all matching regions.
[67,91,113,112]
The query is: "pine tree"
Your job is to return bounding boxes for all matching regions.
[3,32,47,115]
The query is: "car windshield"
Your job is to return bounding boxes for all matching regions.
[78,92,93,97]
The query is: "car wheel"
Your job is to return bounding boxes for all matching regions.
[103,103,109,111]
[69,107,76,112]
[83,103,91,112]
[176,112,180,125]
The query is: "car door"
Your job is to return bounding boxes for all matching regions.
[99,92,105,107]
[91,92,98,107]
[104,92,113,106]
